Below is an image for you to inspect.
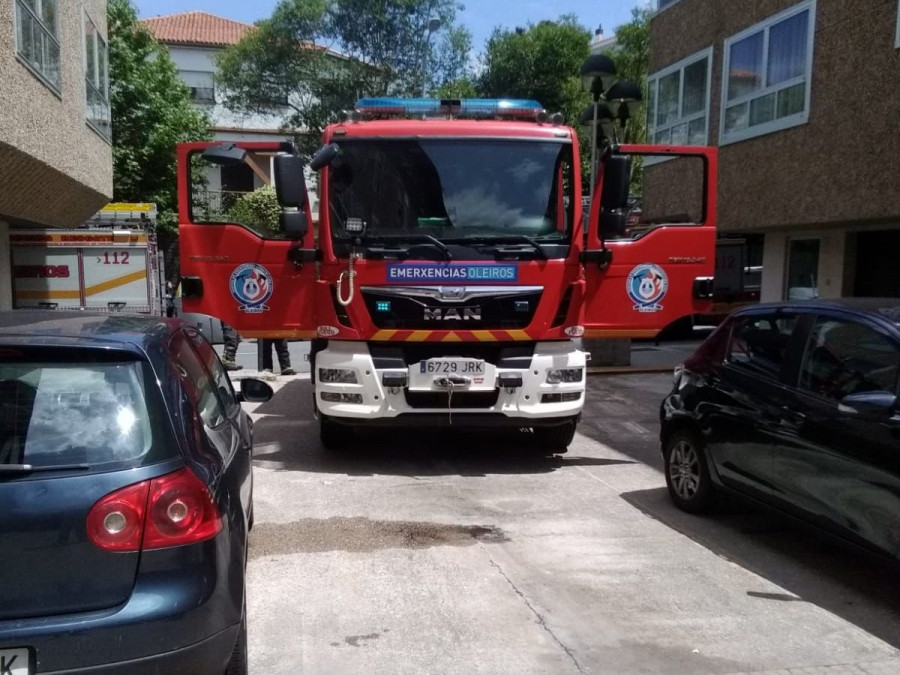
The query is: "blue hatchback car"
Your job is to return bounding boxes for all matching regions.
[0,312,272,674]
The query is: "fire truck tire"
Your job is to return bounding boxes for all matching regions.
[320,415,354,450]
[531,420,576,451]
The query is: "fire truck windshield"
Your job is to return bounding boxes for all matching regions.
[328,139,574,248]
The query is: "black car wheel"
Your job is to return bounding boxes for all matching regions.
[320,415,353,450]
[225,598,248,675]
[663,430,712,513]
[531,421,576,452]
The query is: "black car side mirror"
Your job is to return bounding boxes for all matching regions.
[838,391,897,418]
[238,378,274,403]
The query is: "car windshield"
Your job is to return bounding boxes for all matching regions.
[0,356,169,471]
[328,139,574,243]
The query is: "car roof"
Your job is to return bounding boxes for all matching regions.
[0,310,182,351]
[734,298,900,326]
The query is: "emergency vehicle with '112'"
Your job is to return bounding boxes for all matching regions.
[176,97,717,449]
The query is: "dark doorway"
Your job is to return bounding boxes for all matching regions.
[854,230,900,297]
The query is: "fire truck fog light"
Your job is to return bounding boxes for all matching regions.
[319,368,358,384]
[546,368,584,384]
[321,392,364,404]
[541,392,581,403]
[564,326,585,337]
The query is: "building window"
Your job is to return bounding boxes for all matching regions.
[14,0,61,92]
[785,238,820,300]
[720,1,816,145]
[647,47,712,148]
[84,12,111,140]
[655,0,682,12]
[180,70,216,104]
[896,0,900,48]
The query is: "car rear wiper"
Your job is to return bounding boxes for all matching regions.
[361,234,453,261]
[447,235,548,260]
[0,463,91,474]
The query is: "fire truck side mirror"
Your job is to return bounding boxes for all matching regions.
[600,155,632,211]
[274,154,308,209]
[309,143,341,172]
[280,211,308,241]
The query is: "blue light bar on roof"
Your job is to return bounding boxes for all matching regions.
[354,97,546,120]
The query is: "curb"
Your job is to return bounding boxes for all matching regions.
[587,366,676,376]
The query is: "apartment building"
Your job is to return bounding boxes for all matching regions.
[140,10,322,219]
[648,0,900,301]
[0,0,113,309]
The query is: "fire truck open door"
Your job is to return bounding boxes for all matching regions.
[580,145,717,339]
[177,141,319,339]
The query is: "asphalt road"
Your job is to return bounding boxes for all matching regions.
[240,373,900,675]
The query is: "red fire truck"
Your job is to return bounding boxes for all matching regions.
[177,98,717,449]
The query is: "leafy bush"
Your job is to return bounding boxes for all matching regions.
[230,185,281,236]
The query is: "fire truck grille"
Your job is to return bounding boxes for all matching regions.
[361,287,542,330]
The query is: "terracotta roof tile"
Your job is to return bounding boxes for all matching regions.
[140,11,253,47]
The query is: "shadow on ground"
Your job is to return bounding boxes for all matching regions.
[623,486,900,650]
[250,378,637,477]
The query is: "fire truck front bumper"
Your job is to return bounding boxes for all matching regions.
[314,340,586,424]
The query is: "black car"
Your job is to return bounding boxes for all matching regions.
[0,312,272,674]
[661,299,900,558]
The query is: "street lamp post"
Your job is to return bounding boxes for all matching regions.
[421,18,443,98]
[578,54,618,199]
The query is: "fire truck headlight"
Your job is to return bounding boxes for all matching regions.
[319,368,358,384]
[546,368,584,384]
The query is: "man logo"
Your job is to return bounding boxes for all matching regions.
[423,307,482,321]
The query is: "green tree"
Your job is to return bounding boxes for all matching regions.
[325,0,470,95]
[108,0,209,240]
[216,0,472,157]
[609,6,650,145]
[478,17,591,124]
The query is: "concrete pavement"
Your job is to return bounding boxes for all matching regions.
[240,373,900,674]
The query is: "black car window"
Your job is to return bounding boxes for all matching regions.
[799,318,900,401]
[169,331,227,429]
[727,314,797,379]
[186,328,239,416]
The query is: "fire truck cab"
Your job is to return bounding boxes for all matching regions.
[177,98,717,449]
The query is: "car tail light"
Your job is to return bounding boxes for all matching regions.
[143,468,222,549]
[87,481,150,551]
[87,468,222,552]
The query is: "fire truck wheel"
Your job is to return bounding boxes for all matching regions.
[531,420,576,452]
[320,415,354,450]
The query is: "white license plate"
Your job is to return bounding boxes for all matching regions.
[0,649,30,675]
[419,359,485,375]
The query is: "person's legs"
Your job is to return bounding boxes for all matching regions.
[221,322,242,371]
[275,339,295,375]
[261,339,275,372]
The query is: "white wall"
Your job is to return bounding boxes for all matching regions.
[167,45,287,133]
[760,228,848,302]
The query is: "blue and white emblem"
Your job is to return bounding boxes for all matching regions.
[230,263,273,313]
[626,263,668,313]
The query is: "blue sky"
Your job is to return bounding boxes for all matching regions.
[134,1,645,55]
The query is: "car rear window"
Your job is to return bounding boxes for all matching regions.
[0,350,175,472]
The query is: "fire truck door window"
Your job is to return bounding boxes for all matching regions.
[189,152,285,238]
[609,154,706,240]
